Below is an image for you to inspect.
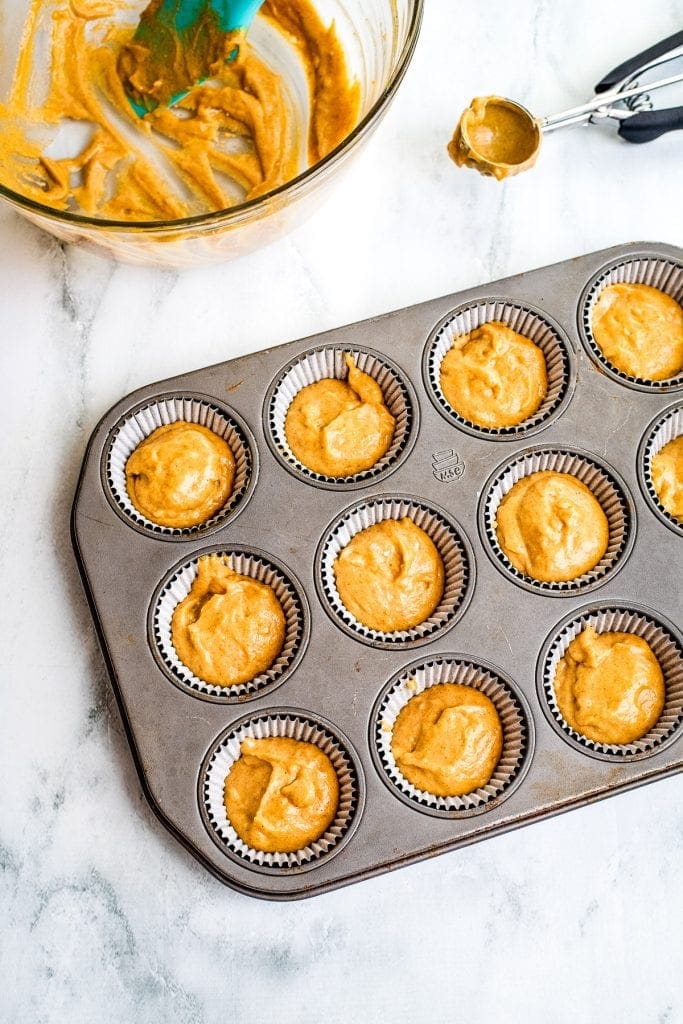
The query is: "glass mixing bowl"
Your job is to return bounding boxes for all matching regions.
[0,0,423,266]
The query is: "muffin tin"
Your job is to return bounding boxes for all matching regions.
[72,241,683,899]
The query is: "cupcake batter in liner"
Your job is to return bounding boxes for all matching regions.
[371,657,533,816]
[264,346,417,488]
[579,256,683,392]
[537,604,683,761]
[638,403,683,537]
[199,711,363,871]
[151,547,309,702]
[422,298,576,438]
[315,495,474,649]
[479,446,635,595]
[104,394,256,537]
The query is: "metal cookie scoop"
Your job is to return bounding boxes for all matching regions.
[119,0,265,117]
[450,30,683,179]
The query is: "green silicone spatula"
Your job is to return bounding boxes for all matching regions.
[119,0,265,117]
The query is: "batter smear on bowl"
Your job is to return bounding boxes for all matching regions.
[0,0,360,219]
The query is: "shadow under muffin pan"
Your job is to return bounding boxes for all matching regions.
[72,242,683,900]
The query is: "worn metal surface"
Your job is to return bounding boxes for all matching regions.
[72,241,683,899]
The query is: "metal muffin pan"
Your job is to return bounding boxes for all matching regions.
[72,241,683,900]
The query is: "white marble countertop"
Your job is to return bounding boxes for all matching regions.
[2,0,682,1020]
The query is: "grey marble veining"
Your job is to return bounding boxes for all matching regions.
[1,0,682,1020]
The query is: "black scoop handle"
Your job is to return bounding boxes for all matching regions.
[618,106,683,143]
[595,30,683,93]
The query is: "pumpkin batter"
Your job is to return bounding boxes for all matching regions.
[448,96,541,180]
[224,736,339,853]
[651,435,683,521]
[554,626,665,745]
[591,283,683,381]
[171,554,285,686]
[126,421,235,528]
[0,0,360,220]
[496,470,609,583]
[285,354,396,477]
[440,321,547,428]
[392,683,503,797]
[333,517,444,632]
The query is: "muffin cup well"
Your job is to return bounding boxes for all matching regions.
[370,656,533,817]
[103,393,257,538]
[149,547,310,703]
[578,254,683,392]
[638,403,683,537]
[263,345,418,489]
[422,298,576,439]
[315,495,475,649]
[537,603,683,761]
[478,446,635,596]
[199,710,364,872]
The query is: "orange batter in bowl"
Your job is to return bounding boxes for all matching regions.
[125,421,235,528]
[651,436,683,520]
[554,626,665,745]
[495,470,609,583]
[171,554,285,686]
[591,283,683,381]
[333,517,444,632]
[440,321,547,428]
[285,354,395,477]
[224,736,339,853]
[392,683,503,796]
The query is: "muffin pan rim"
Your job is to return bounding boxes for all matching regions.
[577,252,683,394]
[262,342,420,490]
[421,295,578,441]
[101,390,259,541]
[147,543,312,704]
[535,601,683,763]
[369,653,535,818]
[637,402,683,537]
[71,240,683,899]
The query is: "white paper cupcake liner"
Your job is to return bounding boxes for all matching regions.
[315,495,475,649]
[479,446,635,595]
[263,345,417,488]
[579,255,683,392]
[537,604,683,761]
[422,299,576,439]
[638,403,683,537]
[199,711,363,872]
[104,394,257,538]
[370,657,533,816]
[150,547,309,702]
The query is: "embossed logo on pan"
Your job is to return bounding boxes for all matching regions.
[432,449,465,482]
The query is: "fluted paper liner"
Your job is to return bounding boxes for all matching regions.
[264,346,416,487]
[372,658,532,815]
[200,713,361,870]
[105,394,256,536]
[580,256,683,391]
[538,605,683,760]
[480,447,634,595]
[423,299,575,438]
[151,549,308,701]
[316,496,474,648]
[639,403,683,536]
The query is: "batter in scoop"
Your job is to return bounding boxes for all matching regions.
[224,736,339,853]
[333,517,444,632]
[495,470,609,583]
[285,354,395,477]
[554,626,665,745]
[448,96,541,180]
[651,435,683,521]
[125,421,235,528]
[171,554,285,686]
[591,283,683,381]
[440,321,547,428]
[392,683,503,797]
